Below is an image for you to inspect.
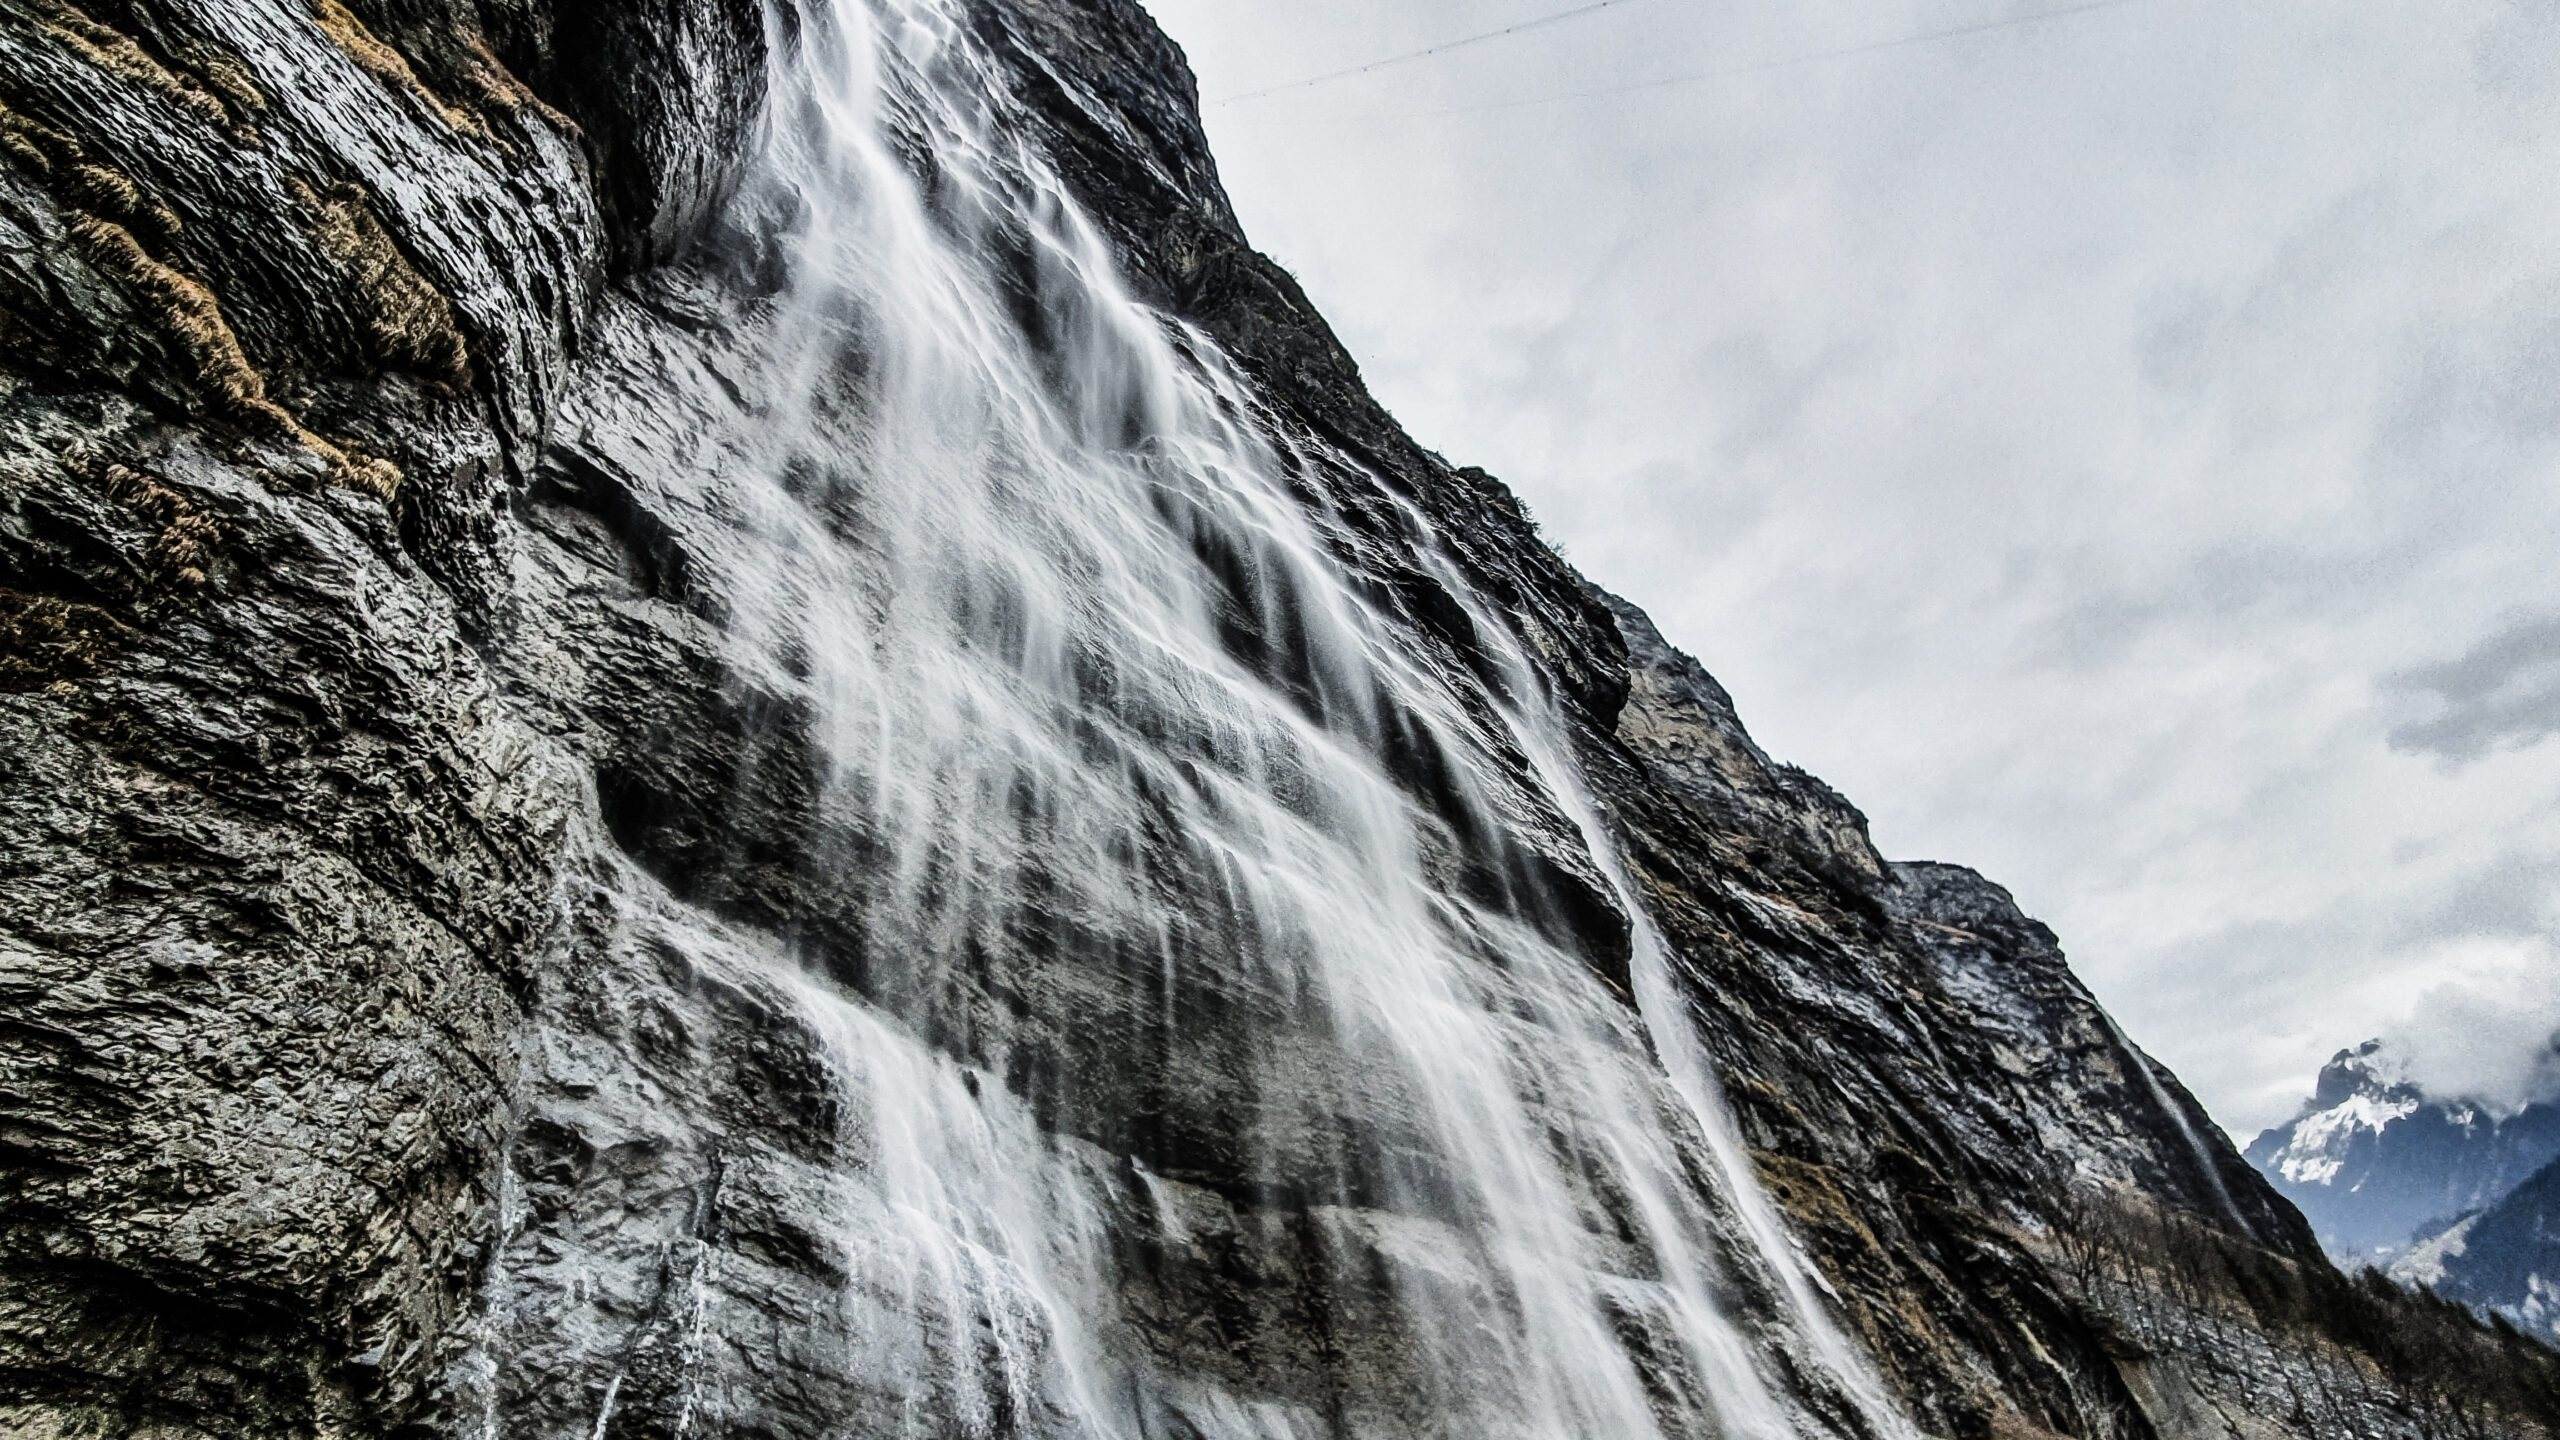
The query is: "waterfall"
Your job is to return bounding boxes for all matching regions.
[465,2,1916,1435]
[2092,1008,2251,1234]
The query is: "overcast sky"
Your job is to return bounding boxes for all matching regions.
[1141,0,2560,1138]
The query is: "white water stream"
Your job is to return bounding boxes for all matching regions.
[486,2,1921,1434]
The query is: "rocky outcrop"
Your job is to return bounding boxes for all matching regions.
[1,2,2546,1439]
[0,0,599,1426]
[1581,597,2320,1436]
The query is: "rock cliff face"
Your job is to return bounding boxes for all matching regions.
[0,3,2546,1439]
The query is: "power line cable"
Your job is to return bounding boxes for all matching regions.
[1212,0,1653,105]
[1421,0,2147,115]
[1221,0,2149,125]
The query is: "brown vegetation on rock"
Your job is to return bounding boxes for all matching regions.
[30,0,233,128]
[0,587,131,690]
[66,213,269,413]
[293,178,472,388]
[312,0,482,134]
[0,28,417,497]
[55,195,403,497]
[60,442,226,596]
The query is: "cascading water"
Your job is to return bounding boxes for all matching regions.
[462,2,1917,1435]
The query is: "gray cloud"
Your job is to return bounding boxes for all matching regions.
[2391,983,2560,1117]
[2390,848,2560,944]
[2533,1039,2560,1106]
[2386,614,2560,764]
[1152,0,2560,1135]
[2030,541,2416,671]
[2135,880,2560,1126]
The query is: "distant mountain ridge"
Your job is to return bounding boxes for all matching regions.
[2244,1040,2560,1262]
[2392,1154,2560,1341]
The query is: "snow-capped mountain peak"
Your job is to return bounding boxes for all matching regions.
[2260,1040,2424,1188]
[2277,1089,2421,1186]
[2246,1039,2560,1262]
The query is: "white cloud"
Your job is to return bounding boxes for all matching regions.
[1147,0,2560,1136]
[2388,943,2560,1115]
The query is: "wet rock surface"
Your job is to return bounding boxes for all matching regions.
[0,2,2537,1439]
